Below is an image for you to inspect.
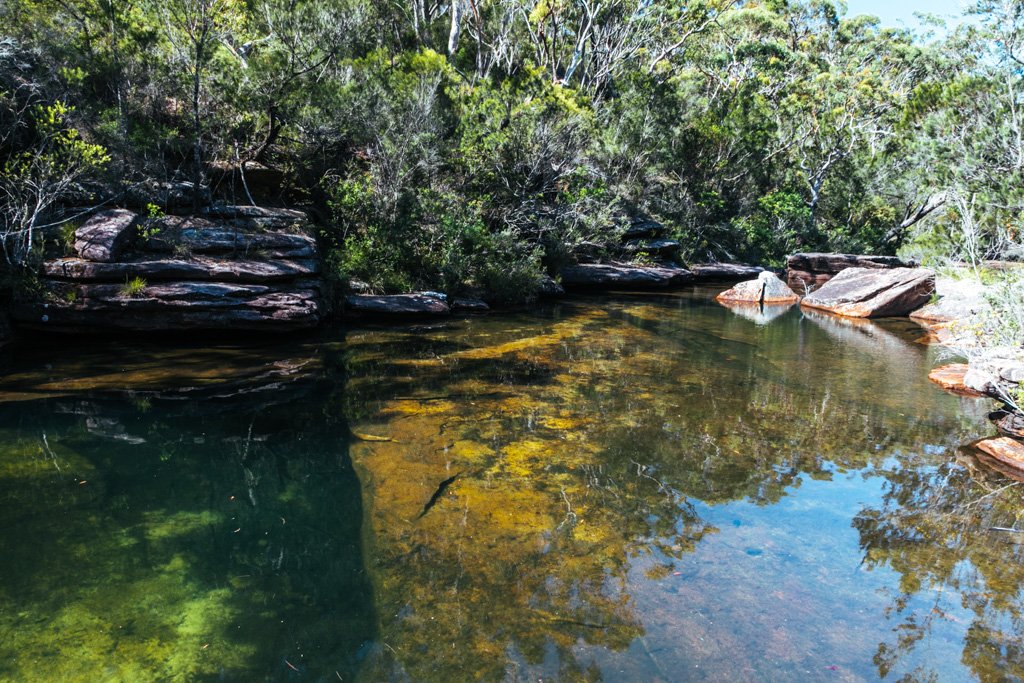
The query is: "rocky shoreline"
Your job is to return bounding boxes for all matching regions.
[2,205,1022,480]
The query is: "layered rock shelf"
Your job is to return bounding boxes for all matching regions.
[13,206,323,332]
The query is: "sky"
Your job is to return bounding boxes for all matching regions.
[844,0,972,29]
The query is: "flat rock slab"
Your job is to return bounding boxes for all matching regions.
[928,364,984,397]
[716,271,798,304]
[975,437,1024,474]
[787,252,917,292]
[800,267,935,318]
[75,209,137,262]
[560,263,693,289]
[202,205,309,230]
[621,219,666,240]
[345,294,450,316]
[13,281,321,331]
[144,218,316,258]
[690,263,765,281]
[623,239,681,259]
[44,256,319,283]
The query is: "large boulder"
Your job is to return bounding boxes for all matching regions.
[74,209,137,262]
[786,252,917,293]
[800,267,935,318]
[560,263,693,289]
[345,293,450,317]
[715,271,799,304]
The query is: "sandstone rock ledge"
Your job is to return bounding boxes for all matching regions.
[928,364,984,397]
[13,206,323,333]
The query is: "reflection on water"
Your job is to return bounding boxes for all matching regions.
[0,288,1020,681]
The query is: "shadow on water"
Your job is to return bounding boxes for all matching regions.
[0,335,378,681]
[1,289,1023,681]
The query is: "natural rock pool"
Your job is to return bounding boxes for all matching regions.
[0,286,1020,682]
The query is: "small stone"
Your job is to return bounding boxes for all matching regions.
[975,437,1024,474]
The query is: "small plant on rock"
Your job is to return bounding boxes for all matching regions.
[120,276,147,298]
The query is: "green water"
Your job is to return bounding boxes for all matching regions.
[0,287,1020,682]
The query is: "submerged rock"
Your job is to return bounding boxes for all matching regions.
[800,267,935,318]
[345,293,451,317]
[715,271,799,304]
[786,252,917,293]
[559,262,693,289]
[928,364,984,397]
[74,209,137,262]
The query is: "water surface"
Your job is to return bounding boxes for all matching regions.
[0,287,1020,682]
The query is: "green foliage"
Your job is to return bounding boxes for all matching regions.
[121,276,148,298]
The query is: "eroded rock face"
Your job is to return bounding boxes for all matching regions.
[715,271,798,304]
[800,267,935,318]
[20,205,323,332]
[787,253,917,293]
[74,209,137,262]
[560,262,693,289]
[345,294,450,316]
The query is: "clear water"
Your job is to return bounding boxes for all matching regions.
[0,286,1020,682]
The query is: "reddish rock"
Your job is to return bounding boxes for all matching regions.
[928,364,984,397]
[716,272,798,304]
[975,437,1024,474]
[800,267,935,318]
[74,209,138,262]
[786,252,917,293]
